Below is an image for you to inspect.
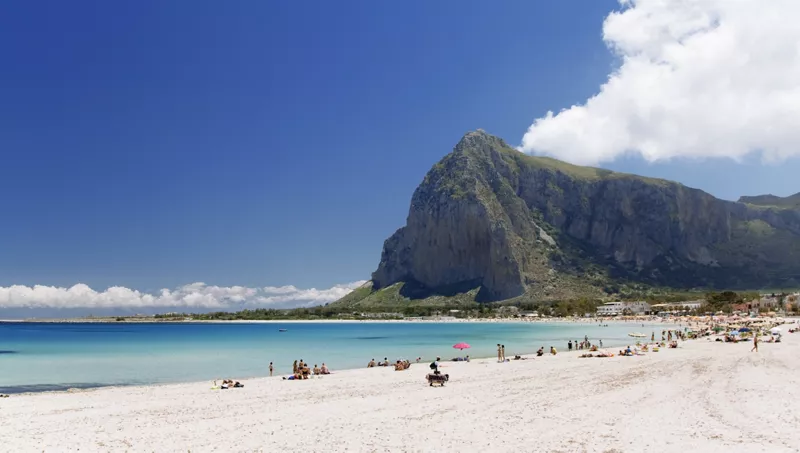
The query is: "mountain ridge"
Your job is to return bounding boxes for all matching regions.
[336,130,800,308]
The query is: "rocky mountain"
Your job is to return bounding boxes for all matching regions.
[341,130,800,306]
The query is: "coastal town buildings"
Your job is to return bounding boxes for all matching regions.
[596,301,651,316]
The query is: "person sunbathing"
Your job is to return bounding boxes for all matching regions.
[403,360,412,369]
[313,364,321,375]
[368,359,376,368]
[320,363,330,374]
[536,348,544,357]
[394,361,405,371]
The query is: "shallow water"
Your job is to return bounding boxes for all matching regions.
[0,321,676,393]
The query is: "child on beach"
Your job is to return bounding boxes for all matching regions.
[269,362,273,377]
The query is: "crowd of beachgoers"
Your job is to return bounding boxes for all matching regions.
[215,315,794,390]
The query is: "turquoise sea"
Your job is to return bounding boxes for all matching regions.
[0,321,671,394]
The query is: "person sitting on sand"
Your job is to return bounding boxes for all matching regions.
[368,359,376,368]
[395,360,406,371]
[383,358,390,367]
[550,346,557,355]
[313,364,321,375]
[536,347,544,357]
[465,355,470,362]
[220,379,243,389]
[320,363,330,374]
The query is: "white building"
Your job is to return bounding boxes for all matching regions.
[597,301,651,316]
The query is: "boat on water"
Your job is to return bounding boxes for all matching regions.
[278,329,288,332]
[628,332,646,338]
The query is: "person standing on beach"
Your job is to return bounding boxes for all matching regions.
[293,360,298,374]
[751,334,759,352]
[568,340,573,351]
[269,362,274,377]
[501,345,506,361]
[497,344,502,362]
[599,339,603,348]
[651,332,655,342]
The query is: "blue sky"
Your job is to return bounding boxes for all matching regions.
[1,1,798,311]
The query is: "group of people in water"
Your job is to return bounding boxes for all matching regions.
[568,335,602,351]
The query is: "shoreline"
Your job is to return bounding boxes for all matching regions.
[0,316,682,324]
[3,326,798,452]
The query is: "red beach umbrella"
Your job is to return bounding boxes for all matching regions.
[453,342,471,351]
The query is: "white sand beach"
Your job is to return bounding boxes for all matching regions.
[2,328,799,452]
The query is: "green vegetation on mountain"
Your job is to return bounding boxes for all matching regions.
[739,193,800,210]
[332,130,800,309]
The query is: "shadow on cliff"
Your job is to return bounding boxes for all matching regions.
[398,278,491,301]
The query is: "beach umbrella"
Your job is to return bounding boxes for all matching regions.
[738,327,751,332]
[453,342,471,350]
[770,327,781,335]
[729,330,740,336]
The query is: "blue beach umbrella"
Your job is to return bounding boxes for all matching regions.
[729,330,740,336]
[738,327,751,332]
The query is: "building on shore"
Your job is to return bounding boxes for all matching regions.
[596,301,651,316]
[650,301,703,314]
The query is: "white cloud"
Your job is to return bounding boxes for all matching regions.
[520,0,800,165]
[0,281,367,310]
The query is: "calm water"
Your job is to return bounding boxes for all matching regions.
[0,321,669,393]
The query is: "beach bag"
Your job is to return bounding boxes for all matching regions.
[430,362,436,370]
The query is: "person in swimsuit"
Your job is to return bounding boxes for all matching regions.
[269,362,274,376]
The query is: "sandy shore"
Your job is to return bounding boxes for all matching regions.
[2,329,799,452]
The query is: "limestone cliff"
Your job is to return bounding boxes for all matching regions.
[369,130,800,302]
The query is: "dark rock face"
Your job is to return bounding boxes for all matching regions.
[372,130,800,301]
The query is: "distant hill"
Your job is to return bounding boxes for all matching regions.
[333,130,800,307]
[739,193,800,210]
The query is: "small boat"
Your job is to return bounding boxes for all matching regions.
[278,329,288,332]
[628,332,646,338]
